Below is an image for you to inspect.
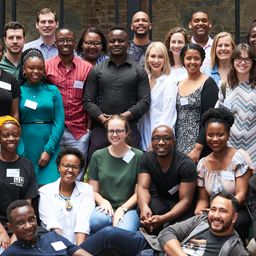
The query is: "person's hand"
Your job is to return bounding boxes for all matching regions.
[113,207,125,227]
[38,151,51,167]
[0,230,10,249]
[187,147,201,163]
[140,204,152,221]
[10,233,17,244]
[147,215,164,230]
[98,113,112,126]
[97,199,114,217]
[121,111,133,121]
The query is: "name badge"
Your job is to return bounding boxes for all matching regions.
[24,99,38,110]
[73,80,84,89]
[168,185,180,195]
[51,241,67,251]
[221,171,235,181]
[223,99,231,110]
[122,149,135,164]
[0,81,11,90]
[6,169,20,178]
[180,97,189,106]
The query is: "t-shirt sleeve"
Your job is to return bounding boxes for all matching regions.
[88,151,100,180]
[11,76,21,99]
[179,155,197,183]
[197,158,206,187]
[138,152,151,174]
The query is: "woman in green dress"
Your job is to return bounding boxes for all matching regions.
[19,48,64,185]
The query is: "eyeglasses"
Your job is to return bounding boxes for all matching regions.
[60,163,80,171]
[234,57,252,64]
[107,129,126,135]
[151,136,174,143]
[83,40,102,46]
[56,38,74,45]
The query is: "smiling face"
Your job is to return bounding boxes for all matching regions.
[183,49,202,75]
[59,154,81,184]
[206,122,229,152]
[107,118,128,146]
[234,49,253,75]
[249,26,256,52]
[147,47,165,76]
[82,32,102,62]
[4,29,25,55]
[169,32,186,57]
[36,12,58,38]
[189,12,211,38]
[131,11,151,36]
[8,206,37,242]
[216,36,234,62]
[56,29,76,56]
[0,122,20,153]
[23,56,45,84]
[208,196,237,235]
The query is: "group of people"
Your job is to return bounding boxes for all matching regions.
[0,6,256,256]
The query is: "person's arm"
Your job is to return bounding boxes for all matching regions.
[137,172,152,220]
[113,185,137,227]
[195,187,210,214]
[10,97,19,121]
[72,249,92,256]
[88,179,114,216]
[0,223,10,249]
[163,239,187,256]
[127,67,150,121]
[39,86,65,167]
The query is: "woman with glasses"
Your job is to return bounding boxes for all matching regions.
[76,27,108,66]
[216,43,256,168]
[88,115,142,233]
[39,147,95,245]
[19,48,64,185]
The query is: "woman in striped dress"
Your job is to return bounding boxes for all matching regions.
[216,43,256,168]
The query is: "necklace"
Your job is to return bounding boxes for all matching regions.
[59,192,73,211]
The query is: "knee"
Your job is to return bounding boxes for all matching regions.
[89,211,112,233]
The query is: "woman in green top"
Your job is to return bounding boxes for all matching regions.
[19,48,64,185]
[88,115,142,233]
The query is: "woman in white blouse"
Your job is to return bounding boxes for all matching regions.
[139,41,177,151]
[39,147,95,245]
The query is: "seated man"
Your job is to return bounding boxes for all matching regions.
[138,125,197,233]
[2,200,91,256]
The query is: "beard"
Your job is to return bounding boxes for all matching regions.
[208,217,233,233]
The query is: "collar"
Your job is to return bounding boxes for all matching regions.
[191,35,213,49]
[108,54,135,67]
[56,55,77,68]
[211,63,219,74]
[37,37,56,47]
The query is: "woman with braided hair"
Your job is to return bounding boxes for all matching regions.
[19,48,64,185]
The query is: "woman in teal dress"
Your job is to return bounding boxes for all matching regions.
[19,48,64,185]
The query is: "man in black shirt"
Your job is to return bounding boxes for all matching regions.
[85,26,150,159]
[138,125,197,234]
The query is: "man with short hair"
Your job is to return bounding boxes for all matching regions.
[128,11,152,65]
[24,7,59,59]
[189,11,213,72]
[85,26,150,159]
[138,125,197,234]
[0,21,25,80]
[46,28,92,167]
[2,200,91,256]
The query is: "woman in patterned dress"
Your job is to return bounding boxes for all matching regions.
[216,43,256,168]
[175,43,218,161]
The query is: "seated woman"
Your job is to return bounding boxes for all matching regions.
[88,115,143,233]
[195,108,253,242]
[0,115,38,249]
[39,147,95,245]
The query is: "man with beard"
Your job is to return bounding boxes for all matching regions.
[189,11,213,73]
[128,11,152,65]
[138,125,197,234]
[0,22,25,80]
[153,191,248,256]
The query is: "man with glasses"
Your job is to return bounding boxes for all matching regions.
[45,28,92,172]
[138,125,197,235]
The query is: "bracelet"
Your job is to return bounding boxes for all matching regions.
[120,206,128,213]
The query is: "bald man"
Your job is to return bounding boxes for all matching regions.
[137,125,197,234]
[128,11,152,64]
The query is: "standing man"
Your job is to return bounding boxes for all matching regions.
[138,125,197,234]
[24,8,58,59]
[189,11,213,72]
[128,11,152,64]
[85,26,150,159]
[0,22,25,80]
[46,28,92,167]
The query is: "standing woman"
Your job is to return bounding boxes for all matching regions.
[76,27,108,66]
[208,32,235,87]
[164,27,189,84]
[175,43,218,161]
[19,48,65,185]
[88,115,142,233]
[139,41,177,151]
[216,43,256,168]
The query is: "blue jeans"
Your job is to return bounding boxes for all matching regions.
[89,208,140,233]
[81,226,150,255]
